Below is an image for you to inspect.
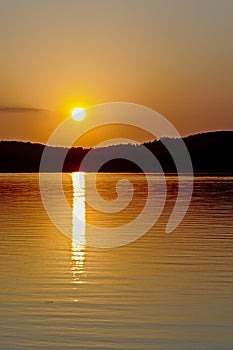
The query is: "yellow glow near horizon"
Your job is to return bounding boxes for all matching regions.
[72,107,86,121]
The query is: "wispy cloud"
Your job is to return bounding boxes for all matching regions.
[0,106,53,113]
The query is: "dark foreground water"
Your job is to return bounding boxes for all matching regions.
[0,174,233,350]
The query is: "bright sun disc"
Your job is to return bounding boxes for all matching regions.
[72,107,85,121]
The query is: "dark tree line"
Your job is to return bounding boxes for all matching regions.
[0,131,232,174]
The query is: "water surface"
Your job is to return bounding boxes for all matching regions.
[0,174,233,350]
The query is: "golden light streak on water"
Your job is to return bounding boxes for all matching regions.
[72,172,86,246]
[71,172,86,286]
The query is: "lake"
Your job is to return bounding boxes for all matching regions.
[0,173,233,350]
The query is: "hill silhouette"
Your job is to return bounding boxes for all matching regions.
[0,131,232,174]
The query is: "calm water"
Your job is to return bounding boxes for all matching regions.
[0,173,233,350]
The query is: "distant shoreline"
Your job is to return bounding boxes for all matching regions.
[1,172,233,177]
[0,131,232,174]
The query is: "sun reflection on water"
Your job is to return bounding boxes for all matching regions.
[71,172,86,286]
[72,172,86,246]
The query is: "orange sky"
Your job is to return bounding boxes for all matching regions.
[0,0,233,146]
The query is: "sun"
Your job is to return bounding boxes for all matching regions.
[72,107,85,121]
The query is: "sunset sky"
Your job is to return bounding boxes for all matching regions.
[0,0,233,146]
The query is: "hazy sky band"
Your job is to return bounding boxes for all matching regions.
[0,0,233,144]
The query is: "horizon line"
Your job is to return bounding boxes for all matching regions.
[0,130,232,149]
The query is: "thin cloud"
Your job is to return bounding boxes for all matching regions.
[0,106,53,113]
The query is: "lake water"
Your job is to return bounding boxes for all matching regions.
[0,173,233,350]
